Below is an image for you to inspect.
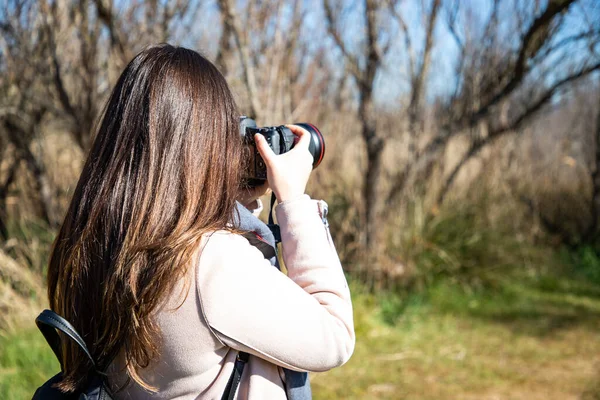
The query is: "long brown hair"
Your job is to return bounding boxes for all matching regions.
[47,44,243,392]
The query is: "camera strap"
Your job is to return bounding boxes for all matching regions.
[267,192,281,244]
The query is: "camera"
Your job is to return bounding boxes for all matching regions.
[240,117,325,187]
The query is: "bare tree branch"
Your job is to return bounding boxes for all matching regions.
[445,0,467,107]
[389,0,417,80]
[215,8,234,76]
[323,0,363,82]
[93,0,129,63]
[217,0,263,119]
[466,0,576,127]
[536,28,600,62]
[408,0,440,137]
[387,0,579,205]
[437,60,600,205]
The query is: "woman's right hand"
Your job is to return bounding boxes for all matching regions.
[254,125,313,202]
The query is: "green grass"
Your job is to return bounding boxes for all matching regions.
[311,275,600,400]
[0,328,59,399]
[2,273,599,400]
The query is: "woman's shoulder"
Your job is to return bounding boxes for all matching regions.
[198,229,265,266]
[201,229,252,249]
[194,229,275,313]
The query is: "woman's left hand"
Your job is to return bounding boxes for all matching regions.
[238,181,270,210]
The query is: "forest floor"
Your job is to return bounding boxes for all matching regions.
[1,273,600,400]
[312,276,600,399]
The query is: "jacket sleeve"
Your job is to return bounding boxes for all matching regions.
[195,195,355,372]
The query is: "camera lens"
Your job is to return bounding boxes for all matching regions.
[294,123,325,168]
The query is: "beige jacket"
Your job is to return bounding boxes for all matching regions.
[109,195,355,399]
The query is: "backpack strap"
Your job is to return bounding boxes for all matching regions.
[35,309,96,371]
[220,351,250,400]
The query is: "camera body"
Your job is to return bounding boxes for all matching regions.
[240,117,325,187]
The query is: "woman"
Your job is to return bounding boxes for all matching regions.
[47,44,354,399]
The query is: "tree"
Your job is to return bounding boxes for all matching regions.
[324,0,390,255]
[387,0,600,212]
[388,0,441,179]
[436,0,600,207]
[216,0,312,123]
[0,0,199,235]
[0,0,56,228]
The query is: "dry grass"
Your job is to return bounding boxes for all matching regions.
[0,249,44,332]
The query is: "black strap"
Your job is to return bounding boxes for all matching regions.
[35,309,96,371]
[37,309,247,399]
[221,351,250,400]
[267,192,281,244]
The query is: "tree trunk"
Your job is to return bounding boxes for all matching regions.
[407,0,440,157]
[364,130,384,251]
[0,158,20,241]
[585,90,600,241]
[358,87,384,254]
[4,119,57,228]
[23,150,57,228]
[215,9,233,76]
